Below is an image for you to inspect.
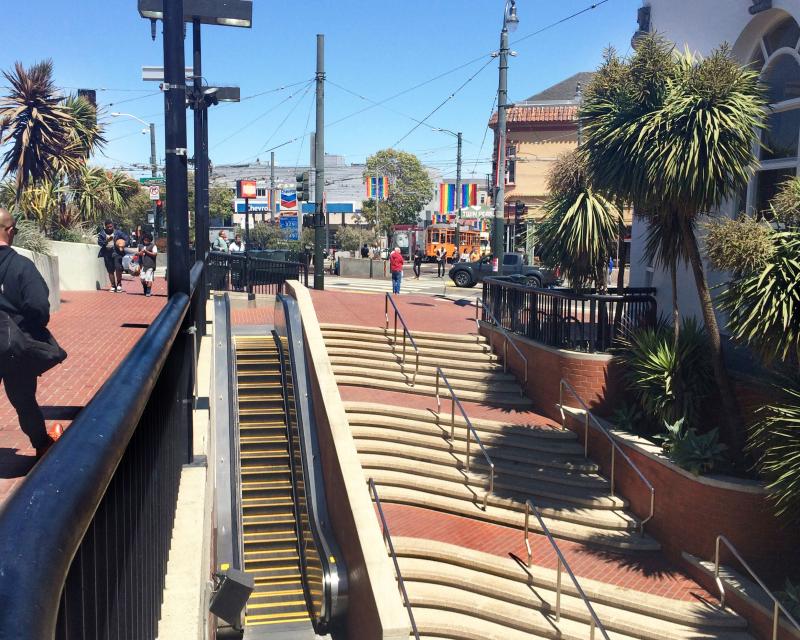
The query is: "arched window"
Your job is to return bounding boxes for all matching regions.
[749,17,800,217]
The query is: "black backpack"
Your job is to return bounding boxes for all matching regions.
[0,252,67,376]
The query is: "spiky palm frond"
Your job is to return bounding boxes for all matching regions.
[749,383,800,526]
[0,60,84,196]
[63,94,105,159]
[636,47,766,214]
[719,230,800,365]
[0,178,62,230]
[72,166,140,223]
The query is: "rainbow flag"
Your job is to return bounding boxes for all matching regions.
[366,176,389,200]
[439,183,479,212]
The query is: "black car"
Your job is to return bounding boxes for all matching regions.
[448,252,560,288]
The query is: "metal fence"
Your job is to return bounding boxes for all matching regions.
[0,265,203,640]
[207,251,309,295]
[481,278,657,353]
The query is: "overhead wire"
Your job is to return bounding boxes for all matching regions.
[471,96,497,176]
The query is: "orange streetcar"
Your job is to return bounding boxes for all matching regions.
[425,224,480,261]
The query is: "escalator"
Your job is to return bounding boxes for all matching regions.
[213,294,347,639]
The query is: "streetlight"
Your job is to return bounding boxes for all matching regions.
[137,0,252,306]
[111,112,161,236]
[492,0,519,269]
[435,128,463,260]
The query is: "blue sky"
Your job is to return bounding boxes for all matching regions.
[2,0,640,179]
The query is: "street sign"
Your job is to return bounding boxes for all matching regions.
[149,185,161,200]
[139,177,165,185]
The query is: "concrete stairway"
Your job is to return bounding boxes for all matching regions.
[321,323,533,409]
[395,538,753,640]
[347,403,660,552]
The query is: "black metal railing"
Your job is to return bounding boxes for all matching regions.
[482,277,657,353]
[207,251,309,295]
[273,294,347,634]
[0,266,203,640]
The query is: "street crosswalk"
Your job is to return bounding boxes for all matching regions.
[322,275,481,300]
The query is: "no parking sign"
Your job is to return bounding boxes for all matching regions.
[149,185,160,200]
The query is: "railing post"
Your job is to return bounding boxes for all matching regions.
[385,294,389,331]
[560,382,565,430]
[584,411,589,459]
[451,395,455,444]
[556,557,562,622]
[590,619,596,640]
[466,426,471,472]
[773,600,780,640]
[610,447,616,497]
[715,537,725,608]
[436,369,441,416]
[524,503,532,567]
[503,339,508,373]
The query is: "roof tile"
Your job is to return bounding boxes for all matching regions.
[489,104,578,126]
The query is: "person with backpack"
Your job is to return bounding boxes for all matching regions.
[98,219,128,292]
[137,231,158,297]
[0,208,67,458]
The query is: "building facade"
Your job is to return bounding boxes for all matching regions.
[630,0,800,321]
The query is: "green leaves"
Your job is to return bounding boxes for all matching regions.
[749,383,800,525]
[537,151,622,290]
[656,418,728,476]
[718,230,800,364]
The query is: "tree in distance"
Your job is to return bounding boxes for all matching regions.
[362,149,434,242]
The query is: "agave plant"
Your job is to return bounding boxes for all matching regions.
[0,60,84,199]
[749,383,800,526]
[617,318,713,427]
[656,418,727,475]
[536,151,622,290]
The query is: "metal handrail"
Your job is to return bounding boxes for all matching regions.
[384,293,421,386]
[434,367,495,510]
[368,479,421,640]
[714,535,800,640]
[524,500,610,639]
[475,298,528,393]
[559,379,655,534]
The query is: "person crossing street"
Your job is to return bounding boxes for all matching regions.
[389,246,404,294]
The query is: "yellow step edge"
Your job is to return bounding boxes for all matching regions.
[247,600,306,610]
[245,548,298,556]
[251,579,302,588]
[247,615,310,625]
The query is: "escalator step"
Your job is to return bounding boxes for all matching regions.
[243,531,296,544]
[246,612,309,625]
[240,435,288,445]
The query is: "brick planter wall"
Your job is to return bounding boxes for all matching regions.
[478,322,622,421]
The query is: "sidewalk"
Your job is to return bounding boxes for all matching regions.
[0,276,167,505]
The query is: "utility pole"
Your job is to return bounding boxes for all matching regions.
[163,0,190,298]
[270,151,276,223]
[149,122,159,236]
[455,131,462,258]
[313,34,325,290]
[192,19,209,264]
[492,13,512,267]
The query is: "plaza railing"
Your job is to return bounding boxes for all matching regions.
[0,262,205,640]
[207,250,309,295]
[481,278,657,353]
[384,293,421,387]
[473,298,528,393]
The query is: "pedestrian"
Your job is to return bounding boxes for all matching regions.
[435,245,446,278]
[229,234,245,253]
[390,246,404,294]
[360,243,369,259]
[137,231,158,297]
[460,248,469,263]
[213,230,229,252]
[470,248,480,262]
[0,208,67,458]
[98,219,128,292]
[131,224,143,247]
[412,246,423,279]
[608,256,614,277]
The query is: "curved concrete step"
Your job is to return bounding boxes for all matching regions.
[404,580,751,640]
[346,411,586,457]
[321,323,486,344]
[359,454,627,510]
[394,538,750,635]
[326,346,502,372]
[334,375,534,409]
[352,427,597,473]
[323,337,497,362]
[345,402,571,440]
[371,483,660,551]
[329,356,517,383]
[369,468,637,532]
[332,365,525,397]
[355,440,611,490]
[321,325,489,351]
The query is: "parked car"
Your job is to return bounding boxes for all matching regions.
[448,253,560,288]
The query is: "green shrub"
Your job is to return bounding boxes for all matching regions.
[335,226,376,252]
[612,404,650,437]
[655,418,727,475]
[748,383,800,526]
[704,215,775,275]
[616,319,713,428]
[13,219,51,255]
[51,222,95,243]
[777,579,800,619]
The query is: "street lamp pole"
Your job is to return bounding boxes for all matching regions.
[163,0,190,298]
[492,0,518,267]
[313,34,325,291]
[455,131,462,258]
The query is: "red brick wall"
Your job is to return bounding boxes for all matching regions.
[479,323,621,421]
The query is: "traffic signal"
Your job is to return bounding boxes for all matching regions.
[514,200,527,249]
[296,171,310,202]
[302,214,314,228]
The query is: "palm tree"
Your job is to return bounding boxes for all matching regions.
[0,60,84,201]
[537,151,622,291]
[72,166,140,223]
[63,94,106,159]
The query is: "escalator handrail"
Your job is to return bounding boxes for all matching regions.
[274,294,348,632]
[212,294,245,579]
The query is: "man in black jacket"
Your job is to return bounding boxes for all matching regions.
[98,219,128,292]
[0,208,56,457]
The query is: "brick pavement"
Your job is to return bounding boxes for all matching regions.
[0,275,167,504]
[379,503,717,603]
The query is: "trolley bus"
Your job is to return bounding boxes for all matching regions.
[425,224,481,261]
